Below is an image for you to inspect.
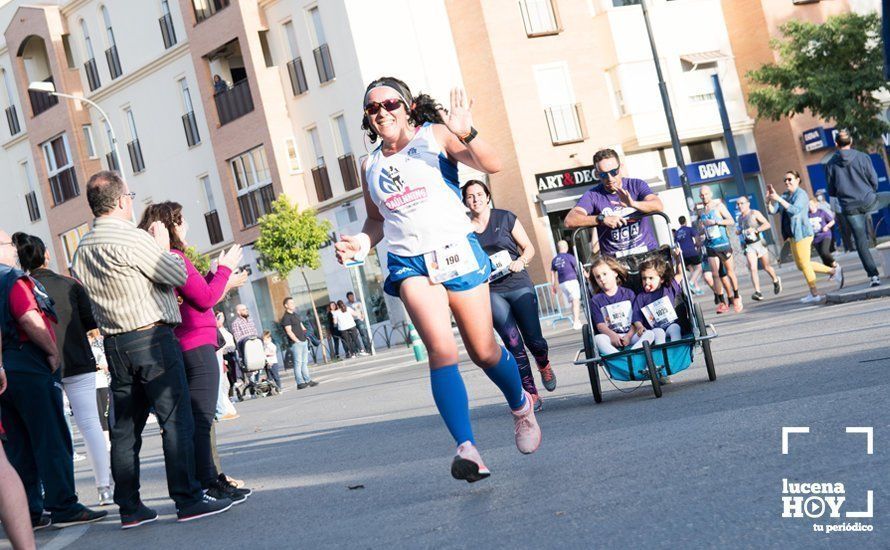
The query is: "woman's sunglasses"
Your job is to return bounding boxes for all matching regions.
[597,166,621,181]
[364,99,405,116]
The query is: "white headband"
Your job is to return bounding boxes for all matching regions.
[363,84,411,108]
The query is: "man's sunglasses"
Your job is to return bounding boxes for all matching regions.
[597,166,621,181]
[364,99,405,116]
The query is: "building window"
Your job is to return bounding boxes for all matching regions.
[285,137,301,173]
[2,69,20,136]
[179,78,200,147]
[307,126,332,201]
[159,0,178,49]
[41,134,79,205]
[308,7,335,83]
[193,0,230,23]
[611,0,641,6]
[229,145,275,228]
[102,119,119,171]
[125,109,145,173]
[80,19,101,91]
[534,63,586,145]
[519,0,562,37]
[333,114,359,192]
[101,5,122,79]
[680,52,723,103]
[21,160,40,222]
[200,174,224,245]
[82,125,97,158]
[687,141,715,163]
[604,69,626,117]
[283,20,308,95]
[60,224,89,267]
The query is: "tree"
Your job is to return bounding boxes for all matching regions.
[183,245,211,275]
[254,194,333,361]
[746,12,888,148]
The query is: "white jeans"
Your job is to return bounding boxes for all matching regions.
[594,331,654,356]
[63,372,112,487]
[652,323,682,344]
[215,350,237,418]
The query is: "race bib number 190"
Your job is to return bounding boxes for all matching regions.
[424,240,479,284]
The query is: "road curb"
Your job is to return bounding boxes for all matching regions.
[826,285,890,304]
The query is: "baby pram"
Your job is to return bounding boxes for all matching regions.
[237,336,280,399]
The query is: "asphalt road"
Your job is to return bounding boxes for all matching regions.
[6,252,889,549]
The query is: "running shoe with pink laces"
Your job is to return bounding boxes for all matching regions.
[538,363,557,392]
[512,391,542,454]
[451,442,491,483]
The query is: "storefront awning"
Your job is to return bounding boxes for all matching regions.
[680,50,728,67]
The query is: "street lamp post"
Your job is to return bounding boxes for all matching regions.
[640,0,695,213]
[27,81,123,171]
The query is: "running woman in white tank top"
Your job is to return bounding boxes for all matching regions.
[335,77,541,482]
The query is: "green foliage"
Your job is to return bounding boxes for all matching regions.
[183,245,211,275]
[254,195,333,278]
[746,12,888,148]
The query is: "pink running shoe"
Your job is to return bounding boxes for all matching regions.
[451,442,491,483]
[512,391,542,454]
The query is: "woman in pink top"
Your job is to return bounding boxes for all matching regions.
[138,202,250,502]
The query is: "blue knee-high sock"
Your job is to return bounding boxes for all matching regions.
[430,365,474,446]
[483,346,526,410]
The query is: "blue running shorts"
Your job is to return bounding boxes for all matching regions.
[383,233,491,297]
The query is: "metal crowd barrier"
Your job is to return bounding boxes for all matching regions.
[535,283,572,328]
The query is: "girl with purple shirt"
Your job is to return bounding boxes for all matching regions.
[138,202,251,502]
[808,199,837,268]
[632,256,683,348]
[589,256,654,355]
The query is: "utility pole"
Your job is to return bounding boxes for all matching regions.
[711,73,747,199]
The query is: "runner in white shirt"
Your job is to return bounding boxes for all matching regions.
[335,77,541,483]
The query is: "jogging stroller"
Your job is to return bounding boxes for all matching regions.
[237,337,280,399]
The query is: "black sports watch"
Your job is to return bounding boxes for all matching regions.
[596,213,606,225]
[459,127,478,145]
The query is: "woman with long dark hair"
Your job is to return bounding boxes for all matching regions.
[137,202,250,501]
[335,77,541,482]
[464,180,554,411]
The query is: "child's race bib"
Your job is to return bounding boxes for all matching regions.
[642,296,678,329]
[809,217,823,233]
[488,250,513,282]
[424,239,479,284]
[602,301,632,333]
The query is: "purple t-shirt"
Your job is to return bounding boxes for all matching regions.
[633,280,682,330]
[808,209,834,244]
[590,286,636,334]
[550,253,578,283]
[674,226,699,258]
[575,178,659,257]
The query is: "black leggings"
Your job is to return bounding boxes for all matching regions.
[182,345,220,487]
[815,237,836,267]
[490,285,550,395]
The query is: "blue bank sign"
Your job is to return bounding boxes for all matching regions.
[801,126,837,152]
[664,153,761,188]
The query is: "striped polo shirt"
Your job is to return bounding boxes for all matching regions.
[71,216,187,335]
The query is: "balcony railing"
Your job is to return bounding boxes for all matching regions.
[105,45,122,80]
[127,139,145,173]
[25,191,40,222]
[194,0,230,23]
[311,164,332,202]
[182,111,201,147]
[205,210,224,245]
[5,105,20,136]
[106,151,120,172]
[214,79,254,125]
[28,77,58,117]
[287,57,308,95]
[313,43,335,84]
[159,13,177,49]
[544,103,587,145]
[519,0,562,37]
[338,154,360,192]
[84,58,101,91]
[49,167,79,205]
[237,183,275,228]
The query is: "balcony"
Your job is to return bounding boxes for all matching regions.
[313,43,335,84]
[83,58,101,92]
[237,183,275,228]
[214,79,254,125]
[182,111,201,147]
[49,167,79,205]
[338,154,360,192]
[205,210,224,245]
[519,0,562,37]
[127,139,145,173]
[159,13,177,49]
[25,191,40,222]
[194,0,230,23]
[544,103,587,145]
[311,164,332,202]
[5,105,20,136]
[105,45,122,80]
[287,57,308,95]
[28,77,58,117]
[106,151,120,172]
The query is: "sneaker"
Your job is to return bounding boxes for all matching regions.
[205,482,246,506]
[451,441,490,483]
[97,485,113,506]
[32,514,52,531]
[176,493,233,522]
[751,291,764,302]
[218,473,252,497]
[52,506,108,529]
[538,363,557,392]
[512,391,542,455]
[219,412,240,421]
[120,504,158,530]
[800,294,825,304]
[830,264,844,290]
[691,286,705,296]
[308,380,319,387]
[715,302,729,314]
[296,383,308,389]
[870,276,881,288]
[659,375,673,385]
[572,322,583,331]
[530,393,543,412]
[773,277,782,295]
[73,452,87,463]
[732,298,743,313]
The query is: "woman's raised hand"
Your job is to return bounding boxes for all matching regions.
[437,87,473,139]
